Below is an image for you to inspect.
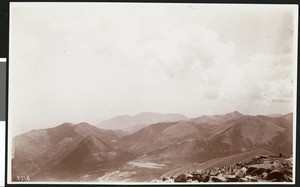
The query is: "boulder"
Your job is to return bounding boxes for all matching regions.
[235,162,242,167]
[224,175,240,182]
[251,168,271,175]
[187,173,203,182]
[266,170,285,181]
[272,163,283,171]
[245,175,258,182]
[246,167,256,174]
[251,156,262,164]
[239,177,248,182]
[210,170,218,176]
[187,178,193,183]
[274,160,282,164]
[235,167,247,178]
[282,161,288,166]
[285,158,292,163]
[283,175,293,182]
[260,155,269,159]
[202,175,210,182]
[232,168,238,174]
[262,172,268,179]
[248,163,275,172]
[174,174,187,182]
[283,169,292,176]
[250,177,258,182]
[211,175,226,182]
[191,170,203,175]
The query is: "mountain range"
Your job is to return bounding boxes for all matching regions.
[12,111,293,182]
[97,112,188,133]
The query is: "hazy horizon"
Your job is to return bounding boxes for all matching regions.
[9,3,297,135]
[12,110,294,136]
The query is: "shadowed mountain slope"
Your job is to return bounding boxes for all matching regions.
[112,121,212,155]
[12,123,134,181]
[140,115,291,163]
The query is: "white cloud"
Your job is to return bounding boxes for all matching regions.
[9,3,297,135]
[139,24,236,81]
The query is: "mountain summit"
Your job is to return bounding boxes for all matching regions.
[189,111,244,125]
[97,112,189,132]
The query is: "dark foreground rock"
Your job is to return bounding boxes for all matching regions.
[174,174,187,182]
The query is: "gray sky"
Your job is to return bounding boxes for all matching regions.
[9,3,298,135]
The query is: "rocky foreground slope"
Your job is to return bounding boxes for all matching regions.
[154,155,293,183]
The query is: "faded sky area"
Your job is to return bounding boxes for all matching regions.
[9,3,297,135]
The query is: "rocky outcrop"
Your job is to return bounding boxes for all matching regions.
[155,155,293,183]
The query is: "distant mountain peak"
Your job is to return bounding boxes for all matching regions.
[58,122,74,127]
[225,111,243,116]
[98,112,189,131]
[190,111,244,125]
[135,112,160,115]
[76,122,91,127]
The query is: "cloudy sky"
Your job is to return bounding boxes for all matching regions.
[9,3,297,135]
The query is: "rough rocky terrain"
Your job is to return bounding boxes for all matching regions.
[154,155,293,183]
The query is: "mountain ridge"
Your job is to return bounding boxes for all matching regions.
[97,112,189,132]
[12,111,293,182]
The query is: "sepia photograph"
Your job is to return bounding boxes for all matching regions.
[7,2,298,184]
